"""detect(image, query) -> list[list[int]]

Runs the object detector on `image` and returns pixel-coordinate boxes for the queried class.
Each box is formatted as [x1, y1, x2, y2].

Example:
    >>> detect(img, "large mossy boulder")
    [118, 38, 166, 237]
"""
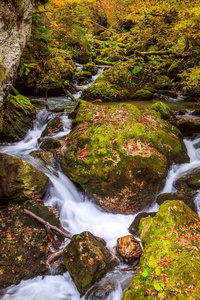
[62, 231, 118, 296]
[0, 201, 63, 289]
[0, 153, 49, 205]
[0, 94, 36, 142]
[59, 100, 188, 214]
[122, 201, 200, 299]
[81, 58, 156, 102]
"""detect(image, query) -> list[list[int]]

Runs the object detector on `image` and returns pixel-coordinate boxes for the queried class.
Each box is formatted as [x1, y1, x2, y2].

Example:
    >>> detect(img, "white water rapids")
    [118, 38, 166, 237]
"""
[1, 103, 200, 299]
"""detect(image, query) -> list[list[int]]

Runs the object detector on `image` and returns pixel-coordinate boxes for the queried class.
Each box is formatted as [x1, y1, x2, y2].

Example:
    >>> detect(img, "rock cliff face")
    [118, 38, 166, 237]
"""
[0, 0, 35, 107]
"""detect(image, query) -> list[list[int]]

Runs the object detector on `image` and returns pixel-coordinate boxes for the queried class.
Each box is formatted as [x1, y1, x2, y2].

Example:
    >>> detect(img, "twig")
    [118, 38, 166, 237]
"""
[48, 249, 64, 263]
[23, 209, 72, 239]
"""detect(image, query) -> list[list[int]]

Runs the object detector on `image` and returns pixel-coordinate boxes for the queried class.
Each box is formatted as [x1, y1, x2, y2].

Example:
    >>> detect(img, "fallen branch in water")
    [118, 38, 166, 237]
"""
[135, 50, 189, 62]
[108, 266, 138, 273]
[23, 209, 72, 239]
[48, 249, 64, 264]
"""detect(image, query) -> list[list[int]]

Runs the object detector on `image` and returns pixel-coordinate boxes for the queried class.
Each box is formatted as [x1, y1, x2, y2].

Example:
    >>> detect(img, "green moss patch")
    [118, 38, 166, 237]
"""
[59, 101, 188, 214]
[1, 94, 36, 142]
[122, 201, 200, 299]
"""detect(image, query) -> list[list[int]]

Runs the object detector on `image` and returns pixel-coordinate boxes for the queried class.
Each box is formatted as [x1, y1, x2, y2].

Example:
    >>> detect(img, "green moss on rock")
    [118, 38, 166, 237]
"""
[83, 62, 98, 75]
[0, 94, 36, 142]
[155, 75, 172, 90]
[59, 101, 188, 214]
[148, 101, 174, 120]
[122, 201, 200, 299]
[63, 231, 118, 296]
[133, 89, 153, 100]
[0, 153, 49, 205]
[82, 58, 156, 102]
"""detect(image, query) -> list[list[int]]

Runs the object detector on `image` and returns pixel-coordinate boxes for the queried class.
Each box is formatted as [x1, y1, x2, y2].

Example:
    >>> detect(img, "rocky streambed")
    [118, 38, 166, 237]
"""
[0, 92, 200, 299]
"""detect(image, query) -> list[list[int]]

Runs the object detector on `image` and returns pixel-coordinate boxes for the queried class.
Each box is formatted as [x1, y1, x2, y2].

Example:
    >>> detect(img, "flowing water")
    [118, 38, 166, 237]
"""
[1, 67, 200, 299]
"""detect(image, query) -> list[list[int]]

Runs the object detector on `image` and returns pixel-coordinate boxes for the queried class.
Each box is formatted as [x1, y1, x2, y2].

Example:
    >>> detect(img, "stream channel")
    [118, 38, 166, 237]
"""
[0, 65, 200, 300]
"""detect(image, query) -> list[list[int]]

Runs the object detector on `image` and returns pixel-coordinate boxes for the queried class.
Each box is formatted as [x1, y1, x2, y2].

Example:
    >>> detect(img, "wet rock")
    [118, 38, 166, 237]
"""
[122, 201, 200, 299]
[60, 100, 189, 214]
[74, 71, 92, 85]
[171, 118, 200, 137]
[0, 94, 36, 142]
[62, 231, 118, 296]
[85, 278, 118, 300]
[0, 153, 49, 206]
[116, 235, 142, 264]
[0, 201, 64, 289]
[129, 212, 157, 237]
[41, 115, 64, 137]
[30, 150, 54, 168]
[156, 191, 197, 213]
[83, 62, 98, 75]
[155, 90, 178, 98]
[173, 168, 200, 191]
[40, 138, 61, 151]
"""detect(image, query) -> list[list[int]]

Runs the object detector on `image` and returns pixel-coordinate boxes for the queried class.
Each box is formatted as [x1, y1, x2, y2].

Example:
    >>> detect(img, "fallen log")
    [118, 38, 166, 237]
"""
[134, 50, 189, 62]
[23, 209, 72, 239]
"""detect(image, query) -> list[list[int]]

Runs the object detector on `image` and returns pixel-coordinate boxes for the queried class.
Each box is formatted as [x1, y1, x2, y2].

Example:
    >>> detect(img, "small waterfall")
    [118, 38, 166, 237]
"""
[0, 108, 136, 300]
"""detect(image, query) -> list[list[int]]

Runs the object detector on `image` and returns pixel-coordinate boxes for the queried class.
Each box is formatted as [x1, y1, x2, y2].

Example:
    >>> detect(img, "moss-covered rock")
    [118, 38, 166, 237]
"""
[82, 58, 156, 102]
[122, 201, 200, 300]
[63, 231, 118, 296]
[174, 168, 200, 191]
[16, 47, 76, 96]
[133, 89, 153, 100]
[83, 62, 98, 75]
[30, 150, 54, 168]
[74, 71, 92, 85]
[129, 212, 157, 237]
[156, 191, 197, 213]
[0, 94, 36, 142]
[0, 201, 63, 289]
[41, 115, 64, 138]
[148, 101, 174, 120]
[155, 75, 172, 90]
[40, 138, 61, 151]
[0, 153, 49, 205]
[59, 100, 188, 214]
[171, 118, 200, 137]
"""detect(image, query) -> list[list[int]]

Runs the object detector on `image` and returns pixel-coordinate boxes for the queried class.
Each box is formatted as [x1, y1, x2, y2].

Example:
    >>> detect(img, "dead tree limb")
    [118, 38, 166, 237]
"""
[134, 50, 189, 62]
[108, 266, 138, 273]
[23, 209, 72, 239]
[48, 249, 64, 264]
